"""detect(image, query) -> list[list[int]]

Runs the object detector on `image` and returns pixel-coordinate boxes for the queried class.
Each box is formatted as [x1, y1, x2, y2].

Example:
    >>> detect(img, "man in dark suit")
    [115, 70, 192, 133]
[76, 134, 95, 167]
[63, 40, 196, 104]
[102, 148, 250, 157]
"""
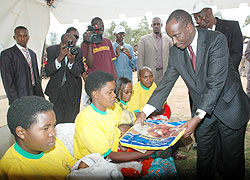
[0, 26, 44, 105]
[192, 1, 243, 72]
[136, 9, 250, 180]
[45, 33, 85, 124]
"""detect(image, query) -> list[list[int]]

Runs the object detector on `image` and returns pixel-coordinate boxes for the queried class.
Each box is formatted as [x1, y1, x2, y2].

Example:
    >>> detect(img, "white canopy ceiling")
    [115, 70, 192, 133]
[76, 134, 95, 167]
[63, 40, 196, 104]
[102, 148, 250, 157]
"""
[0, 0, 249, 67]
[47, 0, 249, 24]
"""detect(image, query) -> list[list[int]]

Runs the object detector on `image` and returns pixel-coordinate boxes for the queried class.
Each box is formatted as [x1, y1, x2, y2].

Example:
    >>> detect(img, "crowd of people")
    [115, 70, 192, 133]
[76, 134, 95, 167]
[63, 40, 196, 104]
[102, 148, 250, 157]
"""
[0, 1, 250, 180]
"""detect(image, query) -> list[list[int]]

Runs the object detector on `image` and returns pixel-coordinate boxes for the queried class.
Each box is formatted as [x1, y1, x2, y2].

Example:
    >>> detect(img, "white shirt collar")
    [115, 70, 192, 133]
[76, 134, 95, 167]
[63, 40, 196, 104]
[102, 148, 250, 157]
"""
[16, 44, 28, 57]
[16, 43, 27, 51]
[189, 28, 198, 55]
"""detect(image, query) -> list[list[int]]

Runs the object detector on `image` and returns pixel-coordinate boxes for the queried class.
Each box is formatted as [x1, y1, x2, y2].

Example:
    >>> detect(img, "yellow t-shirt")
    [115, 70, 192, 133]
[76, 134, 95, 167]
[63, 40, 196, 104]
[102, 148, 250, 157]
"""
[0, 138, 76, 180]
[127, 82, 157, 113]
[110, 100, 136, 125]
[74, 104, 121, 160]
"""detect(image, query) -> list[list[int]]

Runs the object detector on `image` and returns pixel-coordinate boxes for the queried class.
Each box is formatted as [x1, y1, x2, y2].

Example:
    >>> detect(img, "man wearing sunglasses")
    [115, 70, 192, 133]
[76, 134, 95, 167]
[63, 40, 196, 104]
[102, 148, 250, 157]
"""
[192, 1, 243, 72]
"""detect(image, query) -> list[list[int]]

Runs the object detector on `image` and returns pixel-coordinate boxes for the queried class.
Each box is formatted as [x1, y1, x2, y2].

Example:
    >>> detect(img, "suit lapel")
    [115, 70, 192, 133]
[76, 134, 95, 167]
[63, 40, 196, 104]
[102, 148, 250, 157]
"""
[13, 45, 29, 65]
[195, 29, 206, 76]
[148, 33, 157, 50]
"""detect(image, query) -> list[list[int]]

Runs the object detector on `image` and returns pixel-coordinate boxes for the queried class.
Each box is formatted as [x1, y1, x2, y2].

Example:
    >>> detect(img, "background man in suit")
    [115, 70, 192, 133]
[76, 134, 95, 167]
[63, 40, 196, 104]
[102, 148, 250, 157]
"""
[137, 17, 172, 85]
[136, 9, 250, 180]
[0, 26, 44, 105]
[45, 33, 85, 124]
[192, 1, 243, 72]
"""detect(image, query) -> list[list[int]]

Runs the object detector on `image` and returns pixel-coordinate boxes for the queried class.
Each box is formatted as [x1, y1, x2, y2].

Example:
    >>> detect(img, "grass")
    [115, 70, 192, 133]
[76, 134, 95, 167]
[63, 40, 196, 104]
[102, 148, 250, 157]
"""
[175, 122, 250, 180]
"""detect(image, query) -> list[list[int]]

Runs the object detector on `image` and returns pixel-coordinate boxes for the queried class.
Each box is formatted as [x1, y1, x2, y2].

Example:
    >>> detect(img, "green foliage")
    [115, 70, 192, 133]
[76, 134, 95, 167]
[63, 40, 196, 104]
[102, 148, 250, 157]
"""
[48, 32, 58, 45]
[103, 16, 152, 46]
[243, 15, 250, 27]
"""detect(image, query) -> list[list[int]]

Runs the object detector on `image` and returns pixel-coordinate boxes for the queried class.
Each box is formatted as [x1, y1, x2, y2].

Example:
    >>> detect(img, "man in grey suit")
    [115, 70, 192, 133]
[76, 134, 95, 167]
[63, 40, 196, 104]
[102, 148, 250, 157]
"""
[136, 9, 250, 180]
[137, 17, 172, 85]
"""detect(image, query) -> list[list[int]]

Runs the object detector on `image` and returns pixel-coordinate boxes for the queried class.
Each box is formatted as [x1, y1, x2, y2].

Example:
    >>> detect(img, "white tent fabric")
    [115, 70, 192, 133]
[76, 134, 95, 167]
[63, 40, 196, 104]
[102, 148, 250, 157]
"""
[48, 0, 249, 24]
[242, 24, 250, 37]
[0, 0, 50, 70]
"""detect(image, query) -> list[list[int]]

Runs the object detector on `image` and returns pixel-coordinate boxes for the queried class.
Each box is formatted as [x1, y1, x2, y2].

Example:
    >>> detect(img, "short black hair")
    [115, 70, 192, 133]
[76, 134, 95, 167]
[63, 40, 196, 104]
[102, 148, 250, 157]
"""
[91, 17, 103, 25]
[166, 9, 194, 26]
[85, 71, 114, 99]
[152, 17, 161, 23]
[7, 96, 53, 139]
[14, 26, 28, 34]
[66, 27, 78, 33]
[115, 77, 131, 100]
[61, 33, 75, 43]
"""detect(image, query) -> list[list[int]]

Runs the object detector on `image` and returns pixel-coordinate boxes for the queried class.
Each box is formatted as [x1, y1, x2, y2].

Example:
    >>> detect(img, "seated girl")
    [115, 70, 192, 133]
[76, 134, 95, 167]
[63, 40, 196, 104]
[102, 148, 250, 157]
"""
[73, 71, 178, 179]
[110, 77, 135, 125]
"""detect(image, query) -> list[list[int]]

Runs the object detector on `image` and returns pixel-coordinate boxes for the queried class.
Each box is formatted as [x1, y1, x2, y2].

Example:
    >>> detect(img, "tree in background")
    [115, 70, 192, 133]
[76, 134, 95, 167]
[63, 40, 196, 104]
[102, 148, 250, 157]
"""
[133, 16, 152, 45]
[243, 15, 250, 27]
[214, 11, 224, 20]
[48, 32, 58, 45]
[104, 16, 152, 46]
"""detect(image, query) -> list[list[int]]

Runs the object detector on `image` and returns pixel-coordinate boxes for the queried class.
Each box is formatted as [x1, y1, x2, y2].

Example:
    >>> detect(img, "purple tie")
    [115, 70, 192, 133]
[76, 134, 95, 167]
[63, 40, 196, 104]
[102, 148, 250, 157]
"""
[188, 46, 196, 71]
[23, 48, 35, 85]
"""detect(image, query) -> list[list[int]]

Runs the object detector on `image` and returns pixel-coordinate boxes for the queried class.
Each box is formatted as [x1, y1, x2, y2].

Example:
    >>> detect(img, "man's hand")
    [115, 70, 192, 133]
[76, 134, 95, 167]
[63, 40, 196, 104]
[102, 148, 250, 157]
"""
[122, 47, 132, 59]
[57, 44, 69, 62]
[181, 115, 201, 138]
[115, 46, 121, 57]
[134, 111, 146, 126]
[83, 31, 91, 44]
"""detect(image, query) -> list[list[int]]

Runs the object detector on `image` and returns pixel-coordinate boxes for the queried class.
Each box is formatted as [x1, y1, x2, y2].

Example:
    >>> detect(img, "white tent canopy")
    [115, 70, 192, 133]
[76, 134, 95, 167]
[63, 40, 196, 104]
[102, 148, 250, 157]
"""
[48, 0, 249, 24]
[0, 0, 249, 68]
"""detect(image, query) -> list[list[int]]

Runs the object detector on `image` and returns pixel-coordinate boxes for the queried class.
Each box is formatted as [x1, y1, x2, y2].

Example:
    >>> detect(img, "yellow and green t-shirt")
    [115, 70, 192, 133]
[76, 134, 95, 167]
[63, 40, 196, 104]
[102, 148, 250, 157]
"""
[74, 103, 121, 160]
[0, 138, 76, 180]
[127, 82, 157, 113]
[110, 100, 136, 125]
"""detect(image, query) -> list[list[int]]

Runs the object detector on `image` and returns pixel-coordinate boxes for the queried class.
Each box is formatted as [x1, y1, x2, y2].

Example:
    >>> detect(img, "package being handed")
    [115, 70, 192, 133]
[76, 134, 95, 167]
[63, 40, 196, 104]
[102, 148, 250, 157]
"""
[120, 119, 186, 150]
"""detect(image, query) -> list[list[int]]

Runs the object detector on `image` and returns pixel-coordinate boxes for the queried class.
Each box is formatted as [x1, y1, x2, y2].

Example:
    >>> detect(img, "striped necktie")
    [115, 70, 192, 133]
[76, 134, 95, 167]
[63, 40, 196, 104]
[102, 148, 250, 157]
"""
[187, 46, 196, 71]
[23, 48, 35, 85]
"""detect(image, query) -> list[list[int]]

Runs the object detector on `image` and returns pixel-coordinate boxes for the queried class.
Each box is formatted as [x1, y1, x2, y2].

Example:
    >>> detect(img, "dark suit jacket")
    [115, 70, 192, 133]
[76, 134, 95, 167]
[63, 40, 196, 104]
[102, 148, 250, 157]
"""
[45, 45, 84, 104]
[0, 45, 44, 104]
[215, 18, 243, 71]
[148, 28, 250, 130]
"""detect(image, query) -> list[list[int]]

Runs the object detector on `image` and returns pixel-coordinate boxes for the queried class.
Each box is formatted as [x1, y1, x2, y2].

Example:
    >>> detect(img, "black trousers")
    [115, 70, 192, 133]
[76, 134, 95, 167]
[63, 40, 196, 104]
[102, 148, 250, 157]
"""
[195, 113, 246, 180]
[53, 84, 80, 124]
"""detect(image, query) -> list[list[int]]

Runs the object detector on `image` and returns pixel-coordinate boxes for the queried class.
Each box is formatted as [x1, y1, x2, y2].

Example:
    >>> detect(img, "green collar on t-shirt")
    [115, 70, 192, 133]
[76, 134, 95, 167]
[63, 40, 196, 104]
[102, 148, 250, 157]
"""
[119, 99, 127, 105]
[140, 82, 150, 90]
[91, 103, 107, 115]
[14, 141, 44, 159]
